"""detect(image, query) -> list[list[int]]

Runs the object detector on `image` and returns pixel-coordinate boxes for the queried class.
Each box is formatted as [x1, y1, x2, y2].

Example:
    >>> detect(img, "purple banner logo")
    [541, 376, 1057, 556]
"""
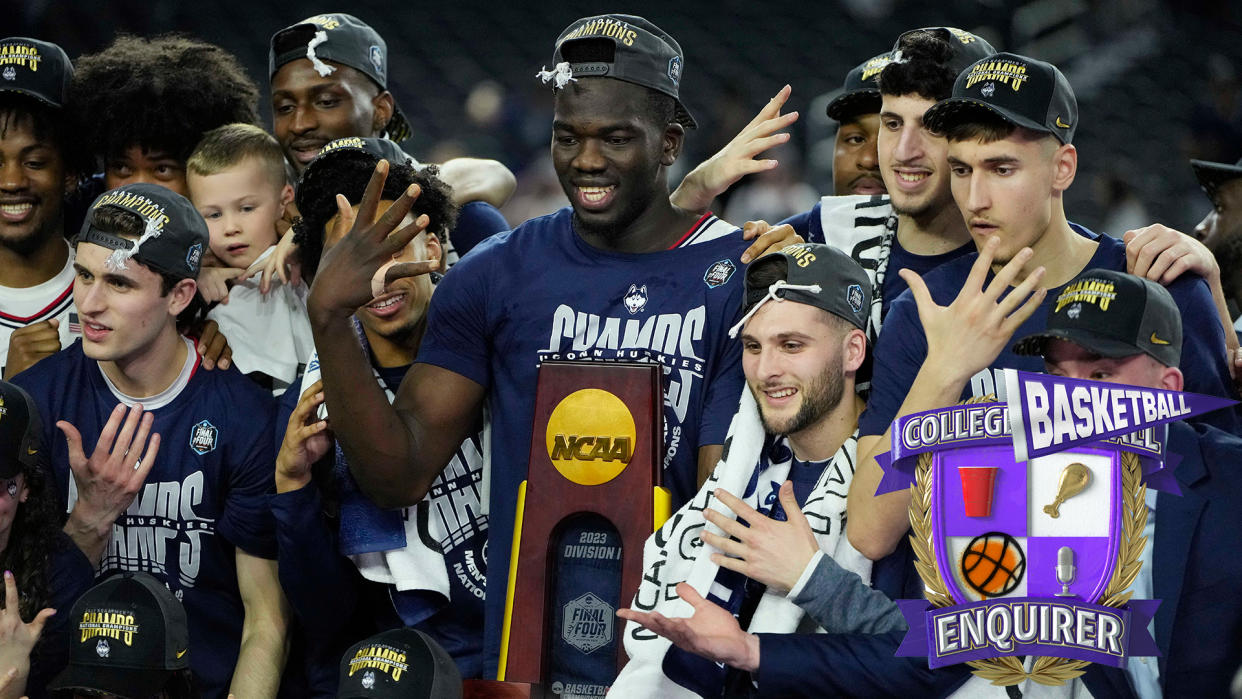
[1003, 370, 1236, 463]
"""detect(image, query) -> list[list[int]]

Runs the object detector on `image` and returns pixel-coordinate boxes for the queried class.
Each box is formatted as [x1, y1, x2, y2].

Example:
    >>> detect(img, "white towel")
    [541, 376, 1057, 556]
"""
[610, 390, 871, 697]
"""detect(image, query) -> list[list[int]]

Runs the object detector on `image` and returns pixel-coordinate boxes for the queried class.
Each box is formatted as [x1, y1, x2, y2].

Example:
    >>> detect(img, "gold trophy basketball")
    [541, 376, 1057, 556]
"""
[1043, 462, 1091, 518]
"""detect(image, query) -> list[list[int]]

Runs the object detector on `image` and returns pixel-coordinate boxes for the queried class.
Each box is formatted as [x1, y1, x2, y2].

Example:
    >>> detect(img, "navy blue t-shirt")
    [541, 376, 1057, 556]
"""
[14, 341, 277, 699]
[417, 208, 748, 673]
[860, 226, 1242, 437]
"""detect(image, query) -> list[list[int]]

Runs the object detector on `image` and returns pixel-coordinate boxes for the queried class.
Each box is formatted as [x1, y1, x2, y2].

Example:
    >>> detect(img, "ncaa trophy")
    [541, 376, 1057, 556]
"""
[496, 361, 669, 695]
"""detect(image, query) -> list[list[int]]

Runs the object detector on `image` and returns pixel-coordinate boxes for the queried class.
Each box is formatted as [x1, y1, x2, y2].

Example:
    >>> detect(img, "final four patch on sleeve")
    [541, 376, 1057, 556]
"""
[704, 259, 736, 289]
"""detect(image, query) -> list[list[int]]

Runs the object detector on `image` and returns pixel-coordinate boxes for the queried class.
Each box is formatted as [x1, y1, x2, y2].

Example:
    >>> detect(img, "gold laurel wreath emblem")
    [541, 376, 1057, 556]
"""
[907, 397, 1148, 686]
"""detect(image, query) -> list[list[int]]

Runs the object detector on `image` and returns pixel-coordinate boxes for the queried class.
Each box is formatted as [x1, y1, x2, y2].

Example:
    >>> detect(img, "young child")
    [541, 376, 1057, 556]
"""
[188, 123, 314, 393]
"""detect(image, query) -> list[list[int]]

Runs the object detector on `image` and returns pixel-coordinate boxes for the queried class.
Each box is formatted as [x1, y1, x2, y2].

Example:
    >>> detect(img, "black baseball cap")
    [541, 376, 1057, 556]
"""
[48, 572, 190, 698]
[1191, 156, 1242, 202]
[270, 13, 412, 142]
[76, 183, 209, 281]
[547, 14, 697, 129]
[738, 242, 872, 334]
[314, 136, 416, 168]
[1013, 269, 1182, 367]
[0, 380, 42, 479]
[890, 27, 998, 81]
[923, 52, 1078, 144]
[338, 628, 462, 699]
[826, 51, 895, 122]
[0, 37, 73, 109]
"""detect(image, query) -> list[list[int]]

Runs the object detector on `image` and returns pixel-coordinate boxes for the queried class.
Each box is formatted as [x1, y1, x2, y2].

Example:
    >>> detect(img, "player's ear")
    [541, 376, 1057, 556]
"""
[843, 327, 867, 373]
[167, 278, 198, 316]
[662, 122, 685, 167]
[371, 91, 396, 136]
[1159, 365, 1184, 392]
[279, 183, 295, 208]
[1051, 143, 1077, 193]
[422, 232, 443, 271]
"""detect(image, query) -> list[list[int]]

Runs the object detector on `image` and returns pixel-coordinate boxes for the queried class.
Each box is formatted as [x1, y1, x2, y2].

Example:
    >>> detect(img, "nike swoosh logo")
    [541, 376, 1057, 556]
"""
[27, 447, 37, 455]
[1056, 117, 1071, 128]
[177, 649, 188, 658]
[1150, 332, 1170, 345]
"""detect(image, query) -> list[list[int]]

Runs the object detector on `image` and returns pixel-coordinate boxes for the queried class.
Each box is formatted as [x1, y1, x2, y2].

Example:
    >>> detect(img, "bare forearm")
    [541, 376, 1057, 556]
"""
[1208, 273, 1239, 352]
[63, 509, 111, 567]
[308, 312, 437, 507]
[847, 362, 969, 559]
[230, 625, 288, 697]
[439, 158, 517, 209]
[670, 166, 715, 214]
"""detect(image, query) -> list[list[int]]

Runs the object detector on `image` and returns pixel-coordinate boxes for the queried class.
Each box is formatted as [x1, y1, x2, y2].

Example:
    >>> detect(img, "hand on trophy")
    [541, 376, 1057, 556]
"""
[700, 482, 819, 594]
[616, 582, 761, 672]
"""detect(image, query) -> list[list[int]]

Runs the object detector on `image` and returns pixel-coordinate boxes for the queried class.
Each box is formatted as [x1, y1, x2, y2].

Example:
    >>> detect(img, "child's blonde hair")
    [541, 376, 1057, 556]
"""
[187, 123, 288, 189]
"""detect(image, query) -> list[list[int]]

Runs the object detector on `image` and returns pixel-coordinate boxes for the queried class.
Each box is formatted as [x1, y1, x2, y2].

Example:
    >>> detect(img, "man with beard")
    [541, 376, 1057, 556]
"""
[611, 242, 922, 696]
[305, 14, 764, 676]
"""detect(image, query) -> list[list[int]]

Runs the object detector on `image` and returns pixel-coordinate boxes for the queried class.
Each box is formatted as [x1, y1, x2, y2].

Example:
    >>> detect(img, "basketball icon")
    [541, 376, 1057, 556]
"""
[960, 532, 1026, 597]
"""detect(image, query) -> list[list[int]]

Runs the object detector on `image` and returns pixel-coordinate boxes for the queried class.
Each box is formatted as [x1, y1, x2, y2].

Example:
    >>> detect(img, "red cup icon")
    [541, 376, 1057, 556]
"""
[958, 466, 998, 518]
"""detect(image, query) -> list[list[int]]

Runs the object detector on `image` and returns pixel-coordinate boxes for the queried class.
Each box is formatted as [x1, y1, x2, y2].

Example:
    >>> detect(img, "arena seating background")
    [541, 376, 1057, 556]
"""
[13, 0, 1242, 234]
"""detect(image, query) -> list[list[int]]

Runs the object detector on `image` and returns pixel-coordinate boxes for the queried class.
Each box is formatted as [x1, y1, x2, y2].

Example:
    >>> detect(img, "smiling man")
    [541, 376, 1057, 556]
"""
[11, 184, 289, 698]
[848, 52, 1241, 562]
[268, 11, 515, 257]
[305, 14, 757, 676]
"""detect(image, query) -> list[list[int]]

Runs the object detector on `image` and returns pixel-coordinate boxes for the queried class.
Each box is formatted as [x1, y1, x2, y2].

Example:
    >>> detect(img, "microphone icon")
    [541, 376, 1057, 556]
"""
[1055, 546, 1076, 597]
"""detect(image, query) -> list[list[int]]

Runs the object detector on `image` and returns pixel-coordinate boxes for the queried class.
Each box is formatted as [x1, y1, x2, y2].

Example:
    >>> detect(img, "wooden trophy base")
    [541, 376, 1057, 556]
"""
[463, 679, 543, 698]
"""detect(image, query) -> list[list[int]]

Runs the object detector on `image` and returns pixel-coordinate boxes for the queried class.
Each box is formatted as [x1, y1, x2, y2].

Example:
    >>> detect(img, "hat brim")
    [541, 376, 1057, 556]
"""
[826, 90, 882, 122]
[924, 98, 1054, 141]
[674, 100, 697, 130]
[1190, 159, 1242, 200]
[0, 86, 61, 110]
[1011, 328, 1144, 360]
[48, 663, 174, 698]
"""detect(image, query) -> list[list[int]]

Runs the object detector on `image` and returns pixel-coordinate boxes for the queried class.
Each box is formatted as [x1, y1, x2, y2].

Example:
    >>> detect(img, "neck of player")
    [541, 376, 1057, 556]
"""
[101, 326, 190, 398]
[0, 234, 69, 288]
[1003, 203, 1098, 288]
[362, 315, 427, 369]
[579, 198, 702, 255]
[896, 200, 972, 256]
[788, 392, 865, 462]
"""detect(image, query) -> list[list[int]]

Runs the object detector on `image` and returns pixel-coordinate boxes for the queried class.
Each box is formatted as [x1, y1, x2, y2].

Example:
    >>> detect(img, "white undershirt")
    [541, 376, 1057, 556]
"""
[97, 336, 197, 410]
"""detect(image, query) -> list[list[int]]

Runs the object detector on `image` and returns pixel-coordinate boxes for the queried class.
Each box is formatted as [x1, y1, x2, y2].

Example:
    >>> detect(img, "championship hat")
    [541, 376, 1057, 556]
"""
[1013, 269, 1182, 367]
[826, 51, 895, 121]
[890, 27, 998, 81]
[338, 628, 462, 699]
[0, 37, 73, 109]
[76, 183, 209, 280]
[923, 52, 1078, 144]
[0, 380, 42, 480]
[269, 13, 412, 142]
[1190, 155, 1242, 202]
[543, 14, 697, 129]
[312, 135, 416, 168]
[48, 572, 190, 698]
[730, 242, 872, 338]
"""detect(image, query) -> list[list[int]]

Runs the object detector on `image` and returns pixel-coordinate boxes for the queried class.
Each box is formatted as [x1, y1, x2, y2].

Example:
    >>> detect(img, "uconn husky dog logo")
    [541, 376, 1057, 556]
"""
[624, 285, 648, 315]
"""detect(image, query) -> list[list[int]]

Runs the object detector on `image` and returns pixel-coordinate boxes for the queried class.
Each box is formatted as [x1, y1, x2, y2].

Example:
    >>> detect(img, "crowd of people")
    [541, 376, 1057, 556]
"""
[0, 9, 1239, 699]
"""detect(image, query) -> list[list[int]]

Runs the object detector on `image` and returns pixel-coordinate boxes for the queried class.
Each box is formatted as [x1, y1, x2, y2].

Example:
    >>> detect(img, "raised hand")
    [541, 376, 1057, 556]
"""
[307, 160, 435, 322]
[899, 236, 1047, 385]
[739, 220, 804, 264]
[59, 403, 160, 564]
[617, 582, 760, 672]
[248, 206, 304, 295]
[276, 380, 332, 493]
[196, 266, 250, 305]
[701, 483, 819, 593]
[3, 319, 61, 379]
[0, 571, 54, 699]
[671, 86, 799, 213]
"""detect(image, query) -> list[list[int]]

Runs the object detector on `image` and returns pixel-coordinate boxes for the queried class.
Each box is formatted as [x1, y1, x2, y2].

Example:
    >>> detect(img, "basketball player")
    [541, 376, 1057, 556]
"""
[306, 14, 777, 675]
[848, 52, 1241, 563]
[11, 184, 288, 698]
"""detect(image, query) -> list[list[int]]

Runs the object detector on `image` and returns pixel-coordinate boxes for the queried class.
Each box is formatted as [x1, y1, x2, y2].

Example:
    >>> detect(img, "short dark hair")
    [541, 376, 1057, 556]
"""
[558, 38, 675, 127]
[0, 94, 89, 177]
[294, 153, 458, 280]
[68, 35, 261, 166]
[878, 30, 958, 102]
[87, 205, 208, 327]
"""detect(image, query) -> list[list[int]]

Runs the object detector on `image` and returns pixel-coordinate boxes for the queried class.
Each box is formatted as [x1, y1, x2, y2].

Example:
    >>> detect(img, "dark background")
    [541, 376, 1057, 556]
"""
[13, 0, 1242, 233]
